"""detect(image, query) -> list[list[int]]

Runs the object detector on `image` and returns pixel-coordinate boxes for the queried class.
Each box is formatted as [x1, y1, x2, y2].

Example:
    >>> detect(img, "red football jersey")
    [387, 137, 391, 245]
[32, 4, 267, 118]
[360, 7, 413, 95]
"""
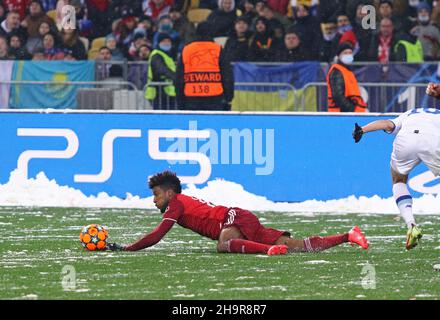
[124, 194, 230, 251]
[164, 194, 229, 240]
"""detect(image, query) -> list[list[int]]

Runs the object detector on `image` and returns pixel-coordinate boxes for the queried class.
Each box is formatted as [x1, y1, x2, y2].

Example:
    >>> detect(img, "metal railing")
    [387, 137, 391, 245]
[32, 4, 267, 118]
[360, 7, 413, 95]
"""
[0, 80, 145, 110]
[143, 81, 299, 111]
[301, 82, 439, 112]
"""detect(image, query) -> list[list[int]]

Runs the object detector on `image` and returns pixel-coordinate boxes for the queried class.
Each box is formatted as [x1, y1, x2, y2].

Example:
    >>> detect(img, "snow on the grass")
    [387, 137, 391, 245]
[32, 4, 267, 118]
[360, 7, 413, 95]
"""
[0, 169, 439, 214]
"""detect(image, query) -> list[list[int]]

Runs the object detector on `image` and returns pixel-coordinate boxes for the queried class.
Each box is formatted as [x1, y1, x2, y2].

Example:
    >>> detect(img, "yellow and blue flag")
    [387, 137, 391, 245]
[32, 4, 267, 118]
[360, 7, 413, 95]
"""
[9, 61, 95, 109]
[232, 61, 319, 112]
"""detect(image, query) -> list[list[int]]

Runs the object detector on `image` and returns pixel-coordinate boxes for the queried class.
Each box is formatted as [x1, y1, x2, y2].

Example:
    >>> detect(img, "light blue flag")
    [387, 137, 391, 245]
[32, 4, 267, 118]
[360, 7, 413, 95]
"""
[9, 61, 95, 109]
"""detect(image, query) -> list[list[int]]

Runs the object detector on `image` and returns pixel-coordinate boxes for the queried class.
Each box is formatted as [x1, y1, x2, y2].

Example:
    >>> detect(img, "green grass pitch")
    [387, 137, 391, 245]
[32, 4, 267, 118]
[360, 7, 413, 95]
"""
[1, 207, 440, 300]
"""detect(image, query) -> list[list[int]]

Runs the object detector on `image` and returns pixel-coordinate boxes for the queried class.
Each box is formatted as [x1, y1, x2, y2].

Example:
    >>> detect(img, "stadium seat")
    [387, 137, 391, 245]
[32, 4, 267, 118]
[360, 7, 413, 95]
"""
[91, 37, 106, 50]
[47, 9, 57, 21]
[187, 9, 212, 25]
[88, 48, 99, 60]
[214, 36, 229, 48]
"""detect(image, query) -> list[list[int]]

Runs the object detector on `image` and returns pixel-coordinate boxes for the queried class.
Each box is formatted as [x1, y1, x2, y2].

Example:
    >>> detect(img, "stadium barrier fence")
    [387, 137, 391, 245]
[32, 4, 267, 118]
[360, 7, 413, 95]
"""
[301, 82, 439, 112]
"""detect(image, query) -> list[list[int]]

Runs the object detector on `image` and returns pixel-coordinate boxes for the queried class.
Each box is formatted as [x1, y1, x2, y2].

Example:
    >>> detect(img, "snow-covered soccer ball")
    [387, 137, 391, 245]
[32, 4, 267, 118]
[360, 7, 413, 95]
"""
[79, 224, 108, 251]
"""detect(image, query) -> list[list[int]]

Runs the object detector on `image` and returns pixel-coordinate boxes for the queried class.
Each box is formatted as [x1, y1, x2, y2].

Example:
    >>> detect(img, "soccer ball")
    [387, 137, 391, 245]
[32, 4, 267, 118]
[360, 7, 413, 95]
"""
[79, 224, 108, 251]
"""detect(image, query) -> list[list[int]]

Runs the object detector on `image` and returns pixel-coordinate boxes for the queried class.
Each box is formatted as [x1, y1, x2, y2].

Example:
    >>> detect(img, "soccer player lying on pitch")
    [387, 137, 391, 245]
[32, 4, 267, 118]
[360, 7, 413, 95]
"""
[352, 83, 440, 250]
[107, 171, 369, 254]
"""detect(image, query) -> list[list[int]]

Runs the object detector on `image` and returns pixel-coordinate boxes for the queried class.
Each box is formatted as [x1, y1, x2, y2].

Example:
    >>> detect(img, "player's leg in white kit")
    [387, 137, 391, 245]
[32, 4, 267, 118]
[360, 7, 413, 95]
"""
[390, 134, 423, 250]
[391, 170, 416, 228]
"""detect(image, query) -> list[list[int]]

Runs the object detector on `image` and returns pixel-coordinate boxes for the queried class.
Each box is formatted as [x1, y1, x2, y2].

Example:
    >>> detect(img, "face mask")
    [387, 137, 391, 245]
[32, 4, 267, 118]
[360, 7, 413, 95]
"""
[323, 32, 336, 41]
[340, 54, 354, 65]
[418, 15, 430, 24]
[160, 24, 173, 32]
[159, 44, 172, 52]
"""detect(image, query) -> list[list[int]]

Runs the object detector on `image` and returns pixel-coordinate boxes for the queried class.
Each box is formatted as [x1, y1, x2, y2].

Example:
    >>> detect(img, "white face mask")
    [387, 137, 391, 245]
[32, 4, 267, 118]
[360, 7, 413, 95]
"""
[340, 53, 354, 65]
[418, 15, 430, 24]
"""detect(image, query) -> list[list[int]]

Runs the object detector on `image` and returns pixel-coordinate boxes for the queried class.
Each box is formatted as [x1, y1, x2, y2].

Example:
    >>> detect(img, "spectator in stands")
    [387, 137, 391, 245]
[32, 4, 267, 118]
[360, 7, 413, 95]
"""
[0, 35, 13, 59]
[137, 15, 155, 42]
[261, 4, 289, 40]
[105, 34, 125, 61]
[0, 11, 27, 41]
[21, 0, 55, 39]
[176, 21, 234, 111]
[326, 42, 367, 113]
[136, 43, 151, 61]
[332, 13, 359, 58]
[3, 0, 32, 20]
[223, 16, 251, 61]
[95, 46, 112, 80]
[142, 0, 173, 21]
[394, 20, 424, 62]
[318, 20, 337, 62]
[367, 17, 397, 63]
[353, 2, 373, 61]
[319, 0, 344, 23]
[97, 46, 112, 61]
[379, 0, 394, 20]
[152, 15, 180, 51]
[266, 0, 289, 16]
[206, 0, 237, 37]
[275, 28, 309, 62]
[145, 33, 176, 110]
[289, 4, 321, 60]
[128, 33, 150, 60]
[26, 20, 52, 54]
[248, 16, 279, 61]
[169, 6, 195, 47]
[254, 0, 266, 17]
[410, 1, 440, 61]
[116, 14, 138, 57]
[8, 31, 32, 59]
[60, 27, 86, 60]
[42, 31, 65, 60]
[240, 0, 257, 23]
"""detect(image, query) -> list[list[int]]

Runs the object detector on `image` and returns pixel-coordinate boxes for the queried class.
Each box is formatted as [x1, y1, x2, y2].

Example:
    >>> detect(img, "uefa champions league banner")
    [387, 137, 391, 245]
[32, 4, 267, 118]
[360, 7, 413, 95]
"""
[0, 111, 437, 202]
[8, 61, 95, 109]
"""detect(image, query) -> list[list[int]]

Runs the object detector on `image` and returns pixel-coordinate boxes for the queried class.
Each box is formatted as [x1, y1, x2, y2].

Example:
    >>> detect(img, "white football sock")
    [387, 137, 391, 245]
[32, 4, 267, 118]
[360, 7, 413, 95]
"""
[393, 183, 416, 229]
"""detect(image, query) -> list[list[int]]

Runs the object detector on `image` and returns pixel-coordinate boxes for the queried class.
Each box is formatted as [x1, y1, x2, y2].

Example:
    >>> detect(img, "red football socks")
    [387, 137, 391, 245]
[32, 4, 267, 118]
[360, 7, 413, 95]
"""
[303, 234, 349, 252]
[227, 239, 272, 254]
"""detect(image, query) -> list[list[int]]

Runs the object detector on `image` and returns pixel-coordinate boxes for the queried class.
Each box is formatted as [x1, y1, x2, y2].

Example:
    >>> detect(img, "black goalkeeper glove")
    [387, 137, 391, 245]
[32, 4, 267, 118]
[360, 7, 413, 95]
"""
[353, 123, 364, 143]
[106, 243, 125, 251]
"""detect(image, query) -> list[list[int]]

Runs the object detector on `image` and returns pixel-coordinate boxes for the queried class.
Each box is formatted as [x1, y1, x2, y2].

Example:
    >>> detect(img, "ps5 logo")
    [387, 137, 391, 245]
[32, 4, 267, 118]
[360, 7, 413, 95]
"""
[15, 128, 215, 185]
[409, 171, 440, 194]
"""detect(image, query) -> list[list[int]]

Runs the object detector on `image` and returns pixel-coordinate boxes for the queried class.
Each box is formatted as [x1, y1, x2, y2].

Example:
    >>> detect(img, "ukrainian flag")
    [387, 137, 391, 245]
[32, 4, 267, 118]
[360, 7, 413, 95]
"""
[232, 62, 319, 112]
[9, 61, 95, 109]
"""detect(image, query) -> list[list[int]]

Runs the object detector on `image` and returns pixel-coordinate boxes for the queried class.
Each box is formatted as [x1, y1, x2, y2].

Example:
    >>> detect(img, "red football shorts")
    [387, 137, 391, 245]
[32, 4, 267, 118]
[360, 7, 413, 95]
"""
[222, 208, 290, 245]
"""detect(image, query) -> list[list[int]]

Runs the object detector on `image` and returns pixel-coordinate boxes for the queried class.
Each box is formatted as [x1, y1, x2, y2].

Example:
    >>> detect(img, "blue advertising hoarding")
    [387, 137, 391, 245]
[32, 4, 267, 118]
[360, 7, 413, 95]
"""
[0, 111, 436, 202]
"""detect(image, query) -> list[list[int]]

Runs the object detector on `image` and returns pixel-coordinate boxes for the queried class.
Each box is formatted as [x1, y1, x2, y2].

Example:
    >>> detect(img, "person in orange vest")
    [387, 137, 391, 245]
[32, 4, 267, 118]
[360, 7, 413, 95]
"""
[175, 21, 234, 111]
[326, 42, 367, 112]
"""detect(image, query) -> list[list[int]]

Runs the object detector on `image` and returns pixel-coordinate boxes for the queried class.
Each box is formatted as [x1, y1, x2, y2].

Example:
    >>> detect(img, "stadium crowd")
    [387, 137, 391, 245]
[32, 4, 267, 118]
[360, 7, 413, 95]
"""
[1, 0, 440, 64]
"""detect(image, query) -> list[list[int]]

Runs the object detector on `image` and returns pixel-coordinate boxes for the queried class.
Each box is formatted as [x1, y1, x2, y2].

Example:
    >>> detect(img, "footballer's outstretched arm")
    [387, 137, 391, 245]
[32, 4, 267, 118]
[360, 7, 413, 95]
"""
[361, 120, 395, 133]
[124, 219, 176, 251]
[353, 120, 395, 143]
